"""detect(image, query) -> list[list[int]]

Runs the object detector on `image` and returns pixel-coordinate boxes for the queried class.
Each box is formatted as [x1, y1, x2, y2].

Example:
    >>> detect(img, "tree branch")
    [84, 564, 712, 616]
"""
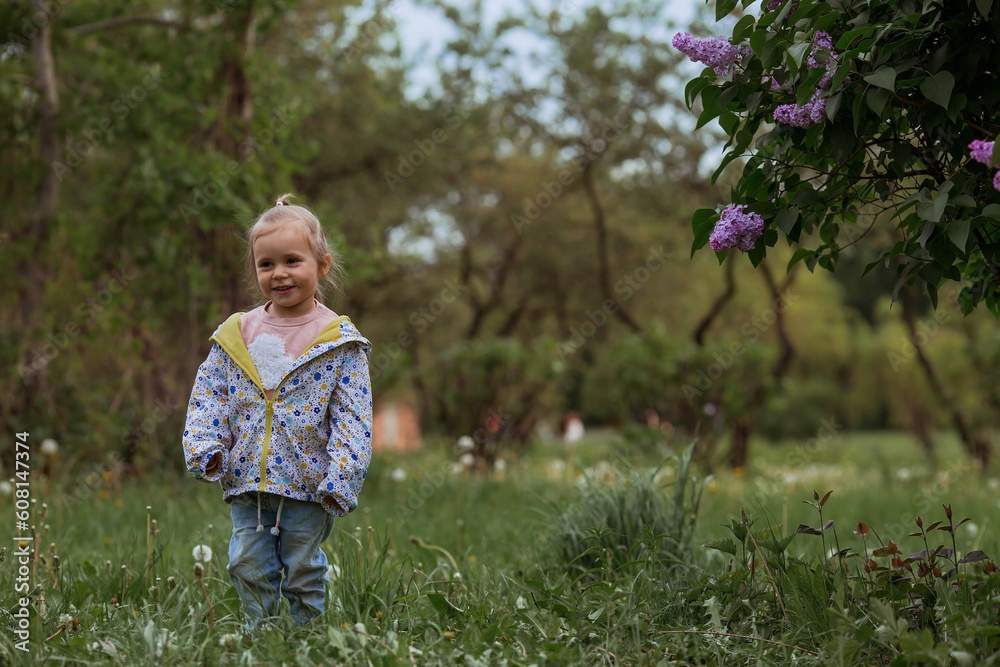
[67, 17, 186, 36]
[581, 165, 644, 334]
[692, 254, 736, 346]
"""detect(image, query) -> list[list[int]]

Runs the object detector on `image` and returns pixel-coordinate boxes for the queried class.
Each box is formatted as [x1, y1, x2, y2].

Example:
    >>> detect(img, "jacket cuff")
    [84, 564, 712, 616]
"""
[316, 480, 354, 517]
[195, 447, 227, 483]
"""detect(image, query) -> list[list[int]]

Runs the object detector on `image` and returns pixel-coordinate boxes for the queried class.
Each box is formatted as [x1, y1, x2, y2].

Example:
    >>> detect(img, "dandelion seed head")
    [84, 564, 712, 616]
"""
[191, 544, 213, 562]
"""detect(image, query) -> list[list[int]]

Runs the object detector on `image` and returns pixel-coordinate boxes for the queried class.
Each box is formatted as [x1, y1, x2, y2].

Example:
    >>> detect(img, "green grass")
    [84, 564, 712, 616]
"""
[2, 431, 1000, 665]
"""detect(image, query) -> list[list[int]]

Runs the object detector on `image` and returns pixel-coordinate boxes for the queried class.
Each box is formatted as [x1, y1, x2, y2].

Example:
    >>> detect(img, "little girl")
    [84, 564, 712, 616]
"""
[182, 195, 372, 626]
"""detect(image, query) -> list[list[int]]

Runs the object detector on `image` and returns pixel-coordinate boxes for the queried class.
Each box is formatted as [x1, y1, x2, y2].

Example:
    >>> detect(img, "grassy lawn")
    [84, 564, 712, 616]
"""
[2, 430, 999, 665]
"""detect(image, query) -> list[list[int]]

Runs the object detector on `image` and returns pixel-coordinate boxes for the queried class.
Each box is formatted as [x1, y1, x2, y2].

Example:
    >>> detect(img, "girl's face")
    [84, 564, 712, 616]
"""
[253, 224, 332, 318]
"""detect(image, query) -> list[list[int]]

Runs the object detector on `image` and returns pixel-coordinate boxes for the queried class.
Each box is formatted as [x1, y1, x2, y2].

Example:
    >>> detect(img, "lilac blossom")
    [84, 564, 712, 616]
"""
[969, 140, 995, 166]
[773, 31, 838, 128]
[994, 171, 1000, 192]
[672, 32, 749, 77]
[773, 93, 827, 127]
[709, 204, 765, 252]
[806, 32, 835, 70]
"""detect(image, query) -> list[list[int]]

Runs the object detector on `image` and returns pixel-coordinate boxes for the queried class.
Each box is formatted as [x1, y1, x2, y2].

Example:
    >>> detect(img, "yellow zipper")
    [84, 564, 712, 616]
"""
[257, 376, 290, 491]
[258, 400, 273, 492]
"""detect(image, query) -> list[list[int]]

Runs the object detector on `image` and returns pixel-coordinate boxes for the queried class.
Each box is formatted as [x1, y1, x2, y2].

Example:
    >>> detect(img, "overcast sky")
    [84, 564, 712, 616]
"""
[380, 0, 711, 97]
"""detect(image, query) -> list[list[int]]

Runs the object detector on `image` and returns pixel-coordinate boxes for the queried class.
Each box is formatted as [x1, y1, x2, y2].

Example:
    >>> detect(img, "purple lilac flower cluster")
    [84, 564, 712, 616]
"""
[969, 140, 995, 165]
[968, 140, 1000, 192]
[672, 32, 749, 77]
[773, 31, 838, 128]
[709, 204, 765, 252]
[773, 97, 827, 127]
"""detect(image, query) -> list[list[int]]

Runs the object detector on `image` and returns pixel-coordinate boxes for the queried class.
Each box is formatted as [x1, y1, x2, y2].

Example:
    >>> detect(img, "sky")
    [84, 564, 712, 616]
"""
[362, 0, 710, 98]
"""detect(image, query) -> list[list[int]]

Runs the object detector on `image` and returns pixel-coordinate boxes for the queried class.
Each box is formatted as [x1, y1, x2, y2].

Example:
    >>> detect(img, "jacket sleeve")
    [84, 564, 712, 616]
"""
[317, 342, 373, 517]
[182, 342, 232, 483]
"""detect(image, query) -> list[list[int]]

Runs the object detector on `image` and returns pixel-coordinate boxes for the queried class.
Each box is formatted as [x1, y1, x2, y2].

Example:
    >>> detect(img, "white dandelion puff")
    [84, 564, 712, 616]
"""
[0, 480, 12, 495]
[191, 544, 213, 562]
[456, 436, 475, 452]
[41, 439, 59, 455]
[391, 468, 407, 482]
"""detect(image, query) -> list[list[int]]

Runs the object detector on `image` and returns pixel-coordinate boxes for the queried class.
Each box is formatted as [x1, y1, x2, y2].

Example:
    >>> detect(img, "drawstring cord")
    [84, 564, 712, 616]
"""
[255, 493, 286, 536]
[272, 497, 285, 536]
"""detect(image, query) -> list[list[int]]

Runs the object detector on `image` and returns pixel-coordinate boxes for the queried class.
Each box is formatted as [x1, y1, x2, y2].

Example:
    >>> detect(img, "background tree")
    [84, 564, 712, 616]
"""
[679, 0, 1000, 464]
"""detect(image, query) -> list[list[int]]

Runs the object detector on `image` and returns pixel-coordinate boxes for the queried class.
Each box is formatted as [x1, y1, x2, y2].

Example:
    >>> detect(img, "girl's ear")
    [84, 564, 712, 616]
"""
[319, 253, 332, 277]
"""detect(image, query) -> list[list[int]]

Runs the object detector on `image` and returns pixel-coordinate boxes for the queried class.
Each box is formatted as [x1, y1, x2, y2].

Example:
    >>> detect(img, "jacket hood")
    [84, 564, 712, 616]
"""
[210, 313, 371, 395]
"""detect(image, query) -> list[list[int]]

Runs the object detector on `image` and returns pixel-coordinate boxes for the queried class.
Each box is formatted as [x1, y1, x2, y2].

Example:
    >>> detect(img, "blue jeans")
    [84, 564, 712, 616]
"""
[227, 492, 335, 625]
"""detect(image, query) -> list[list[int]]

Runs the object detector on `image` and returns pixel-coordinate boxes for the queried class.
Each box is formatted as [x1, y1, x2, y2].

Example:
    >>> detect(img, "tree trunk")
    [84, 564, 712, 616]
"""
[900, 286, 991, 466]
[20, 0, 61, 329]
[724, 261, 796, 469]
[581, 166, 644, 334]
[693, 254, 736, 346]
[729, 419, 752, 469]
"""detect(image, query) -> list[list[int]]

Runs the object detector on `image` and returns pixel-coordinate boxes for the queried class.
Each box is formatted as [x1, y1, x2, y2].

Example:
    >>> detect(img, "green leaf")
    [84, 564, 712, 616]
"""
[949, 219, 971, 252]
[976, 0, 992, 19]
[684, 77, 711, 108]
[716, 0, 739, 21]
[775, 207, 799, 235]
[704, 538, 739, 556]
[691, 208, 718, 257]
[733, 14, 756, 42]
[786, 41, 810, 70]
[919, 71, 954, 109]
[427, 593, 465, 619]
[787, 248, 814, 272]
[984, 204, 1000, 221]
[825, 92, 843, 121]
[992, 141, 1000, 168]
[864, 66, 897, 91]
[865, 88, 890, 117]
[748, 240, 766, 267]
[916, 189, 948, 224]
[695, 87, 722, 130]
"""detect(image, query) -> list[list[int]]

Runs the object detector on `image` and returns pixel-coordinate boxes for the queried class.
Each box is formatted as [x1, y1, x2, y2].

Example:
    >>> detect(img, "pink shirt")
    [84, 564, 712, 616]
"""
[240, 300, 338, 392]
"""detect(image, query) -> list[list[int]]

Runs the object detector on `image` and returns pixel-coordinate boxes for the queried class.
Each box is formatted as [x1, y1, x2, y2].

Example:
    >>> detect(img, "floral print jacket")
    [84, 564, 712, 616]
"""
[182, 313, 373, 517]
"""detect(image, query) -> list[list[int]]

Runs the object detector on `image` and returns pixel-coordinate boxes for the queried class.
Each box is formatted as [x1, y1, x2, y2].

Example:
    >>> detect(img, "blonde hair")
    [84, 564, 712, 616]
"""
[245, 193, 345, 304]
